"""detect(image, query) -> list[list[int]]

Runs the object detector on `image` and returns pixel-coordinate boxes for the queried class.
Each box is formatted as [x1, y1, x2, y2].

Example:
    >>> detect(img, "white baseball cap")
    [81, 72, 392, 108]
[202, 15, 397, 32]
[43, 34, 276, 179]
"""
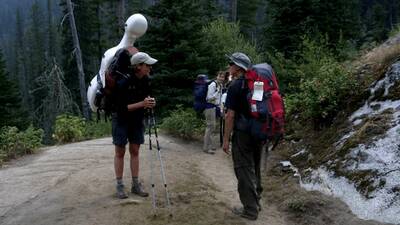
[130, 52, 158, 65]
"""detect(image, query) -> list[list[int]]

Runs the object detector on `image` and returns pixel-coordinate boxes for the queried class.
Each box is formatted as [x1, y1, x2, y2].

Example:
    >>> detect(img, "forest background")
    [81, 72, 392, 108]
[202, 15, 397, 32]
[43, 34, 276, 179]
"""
[0, 0, 399, 156]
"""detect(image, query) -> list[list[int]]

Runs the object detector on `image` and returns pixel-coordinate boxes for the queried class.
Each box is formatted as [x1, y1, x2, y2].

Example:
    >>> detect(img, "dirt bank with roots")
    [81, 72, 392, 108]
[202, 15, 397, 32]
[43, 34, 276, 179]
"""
[0, 136, 392, 225]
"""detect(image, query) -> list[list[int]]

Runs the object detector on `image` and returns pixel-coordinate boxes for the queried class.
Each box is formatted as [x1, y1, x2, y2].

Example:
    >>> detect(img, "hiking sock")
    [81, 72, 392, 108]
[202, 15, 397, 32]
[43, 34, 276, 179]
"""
[132, 176, 139, 186]
[116, 177, 124, 186]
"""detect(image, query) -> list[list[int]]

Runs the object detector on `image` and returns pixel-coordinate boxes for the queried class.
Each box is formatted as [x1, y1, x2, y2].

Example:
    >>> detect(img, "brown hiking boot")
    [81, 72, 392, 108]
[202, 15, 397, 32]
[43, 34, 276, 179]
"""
[116, 184, 128, 199]
[131, 183, 149, 197]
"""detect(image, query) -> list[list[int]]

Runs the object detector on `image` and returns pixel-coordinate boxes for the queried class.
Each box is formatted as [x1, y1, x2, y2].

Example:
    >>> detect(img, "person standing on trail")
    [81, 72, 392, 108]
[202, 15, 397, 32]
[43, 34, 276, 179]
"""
[113, 51, 157, 199]
[222, 52, 262, 220]
[203, 71, 226, 154]
[87, 14, 148, 112]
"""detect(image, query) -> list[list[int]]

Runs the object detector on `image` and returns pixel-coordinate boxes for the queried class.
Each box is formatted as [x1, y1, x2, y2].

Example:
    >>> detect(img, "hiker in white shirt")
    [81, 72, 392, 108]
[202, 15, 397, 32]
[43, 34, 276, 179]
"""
[203, 71, 226, 154]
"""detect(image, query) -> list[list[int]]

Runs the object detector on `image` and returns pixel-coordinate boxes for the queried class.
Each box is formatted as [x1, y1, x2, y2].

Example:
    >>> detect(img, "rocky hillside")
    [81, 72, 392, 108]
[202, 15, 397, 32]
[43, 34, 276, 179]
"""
[284, 35, 400, 224]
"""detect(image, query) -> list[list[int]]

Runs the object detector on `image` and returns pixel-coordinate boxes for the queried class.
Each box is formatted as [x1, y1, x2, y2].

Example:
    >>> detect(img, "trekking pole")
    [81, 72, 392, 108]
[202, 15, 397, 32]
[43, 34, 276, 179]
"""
[147, 111, 157, 216]
[219, 85, 223, 147]
[150, 108, 173, 217]
[262, 142, 269, 173]
[219, 114, 223, 147]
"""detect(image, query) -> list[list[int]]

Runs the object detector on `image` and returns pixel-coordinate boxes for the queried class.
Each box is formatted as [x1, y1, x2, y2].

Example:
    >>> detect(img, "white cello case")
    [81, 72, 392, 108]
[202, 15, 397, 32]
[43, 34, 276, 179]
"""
[87, 13, 148, 112]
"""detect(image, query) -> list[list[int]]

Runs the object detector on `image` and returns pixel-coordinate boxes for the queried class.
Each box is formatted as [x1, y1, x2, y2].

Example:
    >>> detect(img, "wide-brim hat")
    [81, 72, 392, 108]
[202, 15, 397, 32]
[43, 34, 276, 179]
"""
[226, 52, 251, 71]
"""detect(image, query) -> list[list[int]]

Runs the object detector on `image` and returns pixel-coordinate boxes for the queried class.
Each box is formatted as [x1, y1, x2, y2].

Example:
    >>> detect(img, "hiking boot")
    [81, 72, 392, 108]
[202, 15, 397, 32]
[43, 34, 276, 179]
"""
[232, 206, 258, 221]
[131, 183, 149, 197]
[116, 184, 128, 199]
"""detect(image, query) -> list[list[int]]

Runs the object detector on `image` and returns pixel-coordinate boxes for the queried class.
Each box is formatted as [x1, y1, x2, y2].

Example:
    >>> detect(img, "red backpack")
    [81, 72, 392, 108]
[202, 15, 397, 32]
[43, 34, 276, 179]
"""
[244, 63, 285, 147]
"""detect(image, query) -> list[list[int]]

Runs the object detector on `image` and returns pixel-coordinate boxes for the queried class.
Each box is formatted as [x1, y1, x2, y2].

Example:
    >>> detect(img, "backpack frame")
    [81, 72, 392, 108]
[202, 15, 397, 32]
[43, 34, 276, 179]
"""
[239, 63, 285, 147]
[193, 76, 216, 113]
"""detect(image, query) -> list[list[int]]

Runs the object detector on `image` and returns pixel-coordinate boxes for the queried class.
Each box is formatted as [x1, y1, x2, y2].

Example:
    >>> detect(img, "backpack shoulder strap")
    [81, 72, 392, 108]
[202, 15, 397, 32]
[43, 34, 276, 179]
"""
[115, 70, 131, 80]
[208, 80, 217, 86]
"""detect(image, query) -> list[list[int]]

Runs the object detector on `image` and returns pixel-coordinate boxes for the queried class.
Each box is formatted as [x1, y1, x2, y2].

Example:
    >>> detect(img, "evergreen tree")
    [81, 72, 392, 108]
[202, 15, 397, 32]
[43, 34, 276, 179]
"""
[141, 0, 219, 115]
[14, 8, 30, 112]
[102, 0, 121, 45]
[201, 18, 262, 73]
[126, 0, 145, 12]
[263, 0, 361, 56]
[25, 1, 48, 122]
[0, 49, 27, 128]
[60, 0, 102, 110]
[360, 0, 400, 43]
[370, 2, 388, 42]
[26, 1, 46, 81]
[237, 0, 260, 38]
[47, 0, 60, 62]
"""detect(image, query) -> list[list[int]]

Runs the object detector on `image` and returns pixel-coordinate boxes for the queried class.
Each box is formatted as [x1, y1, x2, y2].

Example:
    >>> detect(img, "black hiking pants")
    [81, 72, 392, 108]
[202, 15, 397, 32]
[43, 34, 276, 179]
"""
[231, 130, 263, 216]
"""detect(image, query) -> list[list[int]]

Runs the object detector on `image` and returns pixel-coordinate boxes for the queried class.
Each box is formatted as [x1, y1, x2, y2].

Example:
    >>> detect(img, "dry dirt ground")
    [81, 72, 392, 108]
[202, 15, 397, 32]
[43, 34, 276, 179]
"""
[0, 135, 393, 225]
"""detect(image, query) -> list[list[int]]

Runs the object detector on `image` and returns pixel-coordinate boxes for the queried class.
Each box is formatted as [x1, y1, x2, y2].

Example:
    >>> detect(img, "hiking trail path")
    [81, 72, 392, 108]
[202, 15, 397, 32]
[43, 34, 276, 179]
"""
[0, 136, 286, 225]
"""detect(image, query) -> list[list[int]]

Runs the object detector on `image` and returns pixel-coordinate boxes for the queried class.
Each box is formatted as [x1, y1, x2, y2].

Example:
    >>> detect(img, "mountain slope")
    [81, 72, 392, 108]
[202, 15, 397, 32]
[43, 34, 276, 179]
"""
[284, 34, 400, 224]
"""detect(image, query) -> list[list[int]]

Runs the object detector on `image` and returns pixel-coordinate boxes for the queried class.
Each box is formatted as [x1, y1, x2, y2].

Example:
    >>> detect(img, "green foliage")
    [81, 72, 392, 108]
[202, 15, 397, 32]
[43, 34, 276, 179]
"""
[0, 126, 43, 165]
[53, 114, 85, 143]
[265, 51, 300, 95]
[160, 106, 204, 140]
[285, 38, 357, 123]
[83, 118, 111, 139]
[361, 1, 390, 43]
[286, 197, 307, 213]
[60, 0, 104, 107]
[263, 0, 361, 56]
[141, 0, 219, 116]
[53, 114, 111, 143]
[389, 24, 400, 38]
[237, 0, 261, 37]
[26, 1, 46, 81]
[201, 18, 262, 74]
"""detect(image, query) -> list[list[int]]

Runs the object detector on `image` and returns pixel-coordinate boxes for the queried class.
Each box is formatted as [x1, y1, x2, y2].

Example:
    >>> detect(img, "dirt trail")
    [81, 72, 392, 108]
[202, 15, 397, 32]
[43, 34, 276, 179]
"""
[0, 136, 287, 225]
[0, 135, 390, 225]
[197, 149, 288, 225]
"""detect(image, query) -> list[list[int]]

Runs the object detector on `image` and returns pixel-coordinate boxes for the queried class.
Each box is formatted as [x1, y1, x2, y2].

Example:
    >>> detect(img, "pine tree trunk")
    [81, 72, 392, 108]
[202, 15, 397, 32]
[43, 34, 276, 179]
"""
[66, 0, 90, 120]
[231, 0, 237, 22]
[389, 0, 395, 29]
[119, 0, 126, 29]
[47, 0, 55, 61]
[15, 9, 30, 113]
[96, 3, 102, 63]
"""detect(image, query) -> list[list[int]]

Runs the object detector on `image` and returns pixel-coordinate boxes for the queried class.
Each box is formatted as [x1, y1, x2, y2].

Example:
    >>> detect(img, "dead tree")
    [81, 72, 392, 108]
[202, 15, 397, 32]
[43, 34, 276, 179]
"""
[65, 0, 90, 120]
[33, 60, 78, 142]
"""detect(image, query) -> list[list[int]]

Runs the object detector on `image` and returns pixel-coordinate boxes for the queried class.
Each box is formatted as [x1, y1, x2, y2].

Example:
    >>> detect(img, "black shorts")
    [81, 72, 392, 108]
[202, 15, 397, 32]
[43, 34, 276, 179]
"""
[112, 115, 145, 147]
